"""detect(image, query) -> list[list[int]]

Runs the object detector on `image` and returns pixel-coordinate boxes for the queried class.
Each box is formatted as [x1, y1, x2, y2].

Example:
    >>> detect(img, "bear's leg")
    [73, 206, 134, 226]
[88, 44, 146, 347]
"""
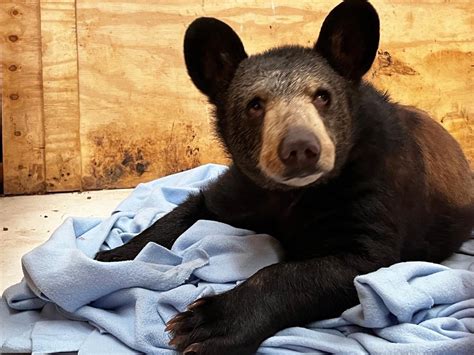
[95, 193, 211, 261]
[167, 242, 398, 354]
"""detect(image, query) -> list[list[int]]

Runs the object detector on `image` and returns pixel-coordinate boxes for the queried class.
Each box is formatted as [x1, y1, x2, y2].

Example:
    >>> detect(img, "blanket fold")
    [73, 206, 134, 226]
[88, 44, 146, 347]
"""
[1, 164, 473, 354]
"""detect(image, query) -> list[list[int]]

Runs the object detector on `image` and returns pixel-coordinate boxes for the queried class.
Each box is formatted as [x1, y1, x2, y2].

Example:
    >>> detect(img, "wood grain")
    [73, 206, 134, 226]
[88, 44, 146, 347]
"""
[40, 0, 82, 192]
[368, 1, 473, 166]
[1, 1, 45, 194]
[76, 0, 228, 189]
[74, 0, 473, 191]
[2, 1, 472, 193]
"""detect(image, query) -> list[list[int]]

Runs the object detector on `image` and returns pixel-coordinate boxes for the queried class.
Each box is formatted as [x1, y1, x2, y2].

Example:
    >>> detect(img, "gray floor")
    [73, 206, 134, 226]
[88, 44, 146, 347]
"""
[0, 189, 132, 293]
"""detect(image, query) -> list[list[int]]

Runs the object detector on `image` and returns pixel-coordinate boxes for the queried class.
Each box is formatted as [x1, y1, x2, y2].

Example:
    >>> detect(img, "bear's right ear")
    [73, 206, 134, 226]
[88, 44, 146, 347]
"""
[314, 0, 379, 81]
[184, 17, 248, 103]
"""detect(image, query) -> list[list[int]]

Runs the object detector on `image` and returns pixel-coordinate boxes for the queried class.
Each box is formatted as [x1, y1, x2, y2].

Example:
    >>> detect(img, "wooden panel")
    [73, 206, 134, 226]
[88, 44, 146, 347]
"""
[76, 1, 226, 190]
[0, 69, 3, 192]
[1, 1, 45, 194]
[75, 0, 473, 191]
[40, 0, 82, 192]
[75, 0, 336, 190]
[2, 1, 471, 193]
[368, 0, 473, 166]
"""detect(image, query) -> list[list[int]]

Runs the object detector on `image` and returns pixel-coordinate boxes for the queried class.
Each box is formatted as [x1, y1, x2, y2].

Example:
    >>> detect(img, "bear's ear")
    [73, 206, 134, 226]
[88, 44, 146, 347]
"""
[184, 17, 248, 102]
[314, 0, 379, 81]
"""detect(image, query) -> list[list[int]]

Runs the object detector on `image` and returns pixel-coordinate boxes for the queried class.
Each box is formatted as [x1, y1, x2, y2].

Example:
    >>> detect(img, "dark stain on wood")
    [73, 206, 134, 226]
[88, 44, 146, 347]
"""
[372, 50, 418, 77]
[82, 122, 204, 189]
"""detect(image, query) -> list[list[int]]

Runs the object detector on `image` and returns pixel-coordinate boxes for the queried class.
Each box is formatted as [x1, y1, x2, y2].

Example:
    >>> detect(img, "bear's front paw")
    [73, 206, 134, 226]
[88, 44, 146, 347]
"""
[166, 293, 263, 355]
[94, 248, 132, 262]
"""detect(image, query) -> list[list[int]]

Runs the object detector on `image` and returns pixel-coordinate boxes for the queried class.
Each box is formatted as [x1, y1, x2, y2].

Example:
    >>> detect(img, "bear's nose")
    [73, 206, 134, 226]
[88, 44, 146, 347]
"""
[278, 128, 321, 175]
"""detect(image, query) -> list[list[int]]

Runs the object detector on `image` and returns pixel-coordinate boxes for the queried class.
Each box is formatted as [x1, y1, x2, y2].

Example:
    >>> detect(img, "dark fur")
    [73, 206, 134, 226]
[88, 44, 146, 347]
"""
[96, 1, 473, 354]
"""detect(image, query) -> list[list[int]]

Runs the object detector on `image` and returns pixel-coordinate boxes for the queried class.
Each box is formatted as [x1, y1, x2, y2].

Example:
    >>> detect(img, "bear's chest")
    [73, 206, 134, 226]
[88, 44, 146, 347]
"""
[263, 185, 365, 260]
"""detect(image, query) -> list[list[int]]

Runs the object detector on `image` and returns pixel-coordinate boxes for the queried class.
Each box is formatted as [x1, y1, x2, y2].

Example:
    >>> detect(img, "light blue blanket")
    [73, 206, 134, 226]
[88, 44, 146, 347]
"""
[1, 164, 473, 354]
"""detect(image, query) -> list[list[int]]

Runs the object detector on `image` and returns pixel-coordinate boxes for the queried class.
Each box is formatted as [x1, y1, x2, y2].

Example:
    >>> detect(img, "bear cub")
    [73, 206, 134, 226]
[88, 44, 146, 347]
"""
[96, 0, 473, 354]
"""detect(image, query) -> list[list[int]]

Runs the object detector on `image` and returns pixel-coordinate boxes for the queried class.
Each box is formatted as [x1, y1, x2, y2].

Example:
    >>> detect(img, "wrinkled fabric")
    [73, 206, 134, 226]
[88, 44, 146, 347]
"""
[1, 164, 473, 354]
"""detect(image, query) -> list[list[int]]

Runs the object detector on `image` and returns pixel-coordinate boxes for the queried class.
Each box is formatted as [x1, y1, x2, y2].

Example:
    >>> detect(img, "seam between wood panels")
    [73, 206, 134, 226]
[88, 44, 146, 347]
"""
[38, 0, 47, 193]
[74, 0, 84, 191]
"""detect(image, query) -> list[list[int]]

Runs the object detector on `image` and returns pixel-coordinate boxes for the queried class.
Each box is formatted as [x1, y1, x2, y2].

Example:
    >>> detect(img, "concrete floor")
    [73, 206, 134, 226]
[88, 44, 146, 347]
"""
[0, 189, 132, 293]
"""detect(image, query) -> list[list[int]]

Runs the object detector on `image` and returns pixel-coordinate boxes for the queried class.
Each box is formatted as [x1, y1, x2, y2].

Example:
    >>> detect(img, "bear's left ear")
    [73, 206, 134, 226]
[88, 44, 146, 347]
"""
[184, 17, 248, 103]
[314, 0, 379, 81]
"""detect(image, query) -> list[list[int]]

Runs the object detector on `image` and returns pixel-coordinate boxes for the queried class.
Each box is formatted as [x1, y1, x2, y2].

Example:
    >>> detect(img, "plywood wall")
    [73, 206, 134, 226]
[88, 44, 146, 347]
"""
[1, 0, 46, 194]
[1, 0, 473, 194]
[40, 0, 82, 192]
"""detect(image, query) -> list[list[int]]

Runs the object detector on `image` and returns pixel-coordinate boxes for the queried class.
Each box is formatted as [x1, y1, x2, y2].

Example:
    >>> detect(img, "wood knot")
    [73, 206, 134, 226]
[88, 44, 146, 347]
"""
[10, 8, 20, 16]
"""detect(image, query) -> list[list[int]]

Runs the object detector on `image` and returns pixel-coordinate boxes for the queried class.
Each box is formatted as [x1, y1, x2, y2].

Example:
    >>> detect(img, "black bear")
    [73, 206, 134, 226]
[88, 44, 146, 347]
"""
[96, 0, 473, 353]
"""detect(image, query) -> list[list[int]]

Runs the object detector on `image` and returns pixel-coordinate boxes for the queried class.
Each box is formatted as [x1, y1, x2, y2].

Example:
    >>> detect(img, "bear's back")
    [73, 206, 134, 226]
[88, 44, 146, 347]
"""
[388, 104, 473, 261]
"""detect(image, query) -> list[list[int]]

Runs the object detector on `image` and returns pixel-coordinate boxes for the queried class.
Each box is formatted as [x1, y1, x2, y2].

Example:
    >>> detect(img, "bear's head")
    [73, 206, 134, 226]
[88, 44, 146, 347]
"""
[184, 0, 379, 189]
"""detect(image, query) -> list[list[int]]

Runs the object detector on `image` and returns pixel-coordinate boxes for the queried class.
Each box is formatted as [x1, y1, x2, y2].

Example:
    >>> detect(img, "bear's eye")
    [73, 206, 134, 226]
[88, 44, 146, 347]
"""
[313, 89, 331, 108]
[247, 97, 265, 118]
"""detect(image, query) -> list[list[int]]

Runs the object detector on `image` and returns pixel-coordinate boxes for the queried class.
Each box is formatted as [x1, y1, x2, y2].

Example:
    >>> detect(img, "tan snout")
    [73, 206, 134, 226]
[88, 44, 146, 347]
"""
[258, 98, 336, 187]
